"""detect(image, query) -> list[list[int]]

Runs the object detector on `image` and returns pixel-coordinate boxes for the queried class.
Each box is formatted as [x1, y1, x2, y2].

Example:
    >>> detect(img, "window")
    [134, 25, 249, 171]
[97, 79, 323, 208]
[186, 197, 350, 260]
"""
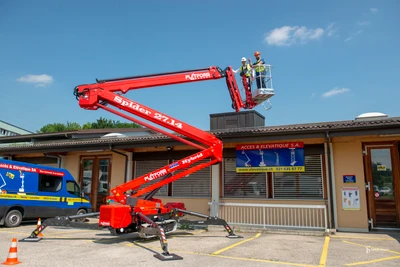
[66, 181, 81, 197]
[223, 155, 324, 200]
[135, 160, 168, 196]
[273, 155, 323, 199]
[223, 158, 267, 198]
[38, 174, 63, 192]
[172, 159, 211, 197]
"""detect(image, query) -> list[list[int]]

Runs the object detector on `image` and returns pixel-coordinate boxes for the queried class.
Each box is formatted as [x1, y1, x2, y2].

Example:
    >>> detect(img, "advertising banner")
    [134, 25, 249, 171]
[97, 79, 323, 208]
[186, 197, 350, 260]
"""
[235, 142, 305, 172]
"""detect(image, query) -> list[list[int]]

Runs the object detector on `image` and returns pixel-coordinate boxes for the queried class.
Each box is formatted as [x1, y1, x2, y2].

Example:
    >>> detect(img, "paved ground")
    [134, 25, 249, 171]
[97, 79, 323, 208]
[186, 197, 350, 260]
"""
[0, 221, 400, 267]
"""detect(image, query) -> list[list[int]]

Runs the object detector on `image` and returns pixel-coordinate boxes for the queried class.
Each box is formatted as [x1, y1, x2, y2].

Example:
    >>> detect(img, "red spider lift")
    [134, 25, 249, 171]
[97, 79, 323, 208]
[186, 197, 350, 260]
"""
[23, 66, 274, 261]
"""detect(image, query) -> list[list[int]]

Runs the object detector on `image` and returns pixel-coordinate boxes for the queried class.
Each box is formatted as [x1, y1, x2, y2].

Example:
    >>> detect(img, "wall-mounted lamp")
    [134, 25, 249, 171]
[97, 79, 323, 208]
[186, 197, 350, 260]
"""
[166, 146, 173, 151]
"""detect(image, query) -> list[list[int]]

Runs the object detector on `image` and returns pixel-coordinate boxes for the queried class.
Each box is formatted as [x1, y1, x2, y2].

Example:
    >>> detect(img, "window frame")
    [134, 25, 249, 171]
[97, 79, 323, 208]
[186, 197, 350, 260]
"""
[66, 180, 81, 197]
[38, 174, 63, 193]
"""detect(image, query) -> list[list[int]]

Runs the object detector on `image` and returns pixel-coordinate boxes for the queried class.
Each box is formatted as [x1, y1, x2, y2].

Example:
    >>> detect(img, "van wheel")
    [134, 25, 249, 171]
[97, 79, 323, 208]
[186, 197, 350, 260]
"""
[75, 209, 87, 222]
[5, 210, 23, 228]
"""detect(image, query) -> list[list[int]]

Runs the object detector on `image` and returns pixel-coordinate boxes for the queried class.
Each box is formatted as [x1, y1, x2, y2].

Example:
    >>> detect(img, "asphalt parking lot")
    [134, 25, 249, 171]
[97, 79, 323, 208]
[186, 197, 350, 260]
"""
[1, 221, 400, 267]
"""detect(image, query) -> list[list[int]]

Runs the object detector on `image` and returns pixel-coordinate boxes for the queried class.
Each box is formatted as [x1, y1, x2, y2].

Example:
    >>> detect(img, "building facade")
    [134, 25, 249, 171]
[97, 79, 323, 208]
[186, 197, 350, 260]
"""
[0, 111, 399, 232]
[0, 120, 32, 137]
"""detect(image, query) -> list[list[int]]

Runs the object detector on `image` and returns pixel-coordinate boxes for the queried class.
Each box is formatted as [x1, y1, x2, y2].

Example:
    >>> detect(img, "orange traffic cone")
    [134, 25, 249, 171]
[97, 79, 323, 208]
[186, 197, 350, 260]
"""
[36, 218, 44, 237]
[2, 238, 21, 265]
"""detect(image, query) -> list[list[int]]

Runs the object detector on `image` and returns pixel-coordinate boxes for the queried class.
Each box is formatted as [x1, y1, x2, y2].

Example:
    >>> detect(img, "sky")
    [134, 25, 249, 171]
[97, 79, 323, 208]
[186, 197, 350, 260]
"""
[0, 0, 399, 133]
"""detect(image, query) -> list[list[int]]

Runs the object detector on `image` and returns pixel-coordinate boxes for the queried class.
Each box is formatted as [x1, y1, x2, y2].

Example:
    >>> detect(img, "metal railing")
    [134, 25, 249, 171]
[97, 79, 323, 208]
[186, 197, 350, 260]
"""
[209, 202, 328, 230]
[248, 64, 274, 111]
[251, 64, 273, 91]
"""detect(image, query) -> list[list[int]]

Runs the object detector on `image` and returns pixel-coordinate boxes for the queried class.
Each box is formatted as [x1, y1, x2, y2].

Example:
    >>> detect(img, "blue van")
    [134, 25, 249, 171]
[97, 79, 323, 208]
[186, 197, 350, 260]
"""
[0, 159, 92, 227]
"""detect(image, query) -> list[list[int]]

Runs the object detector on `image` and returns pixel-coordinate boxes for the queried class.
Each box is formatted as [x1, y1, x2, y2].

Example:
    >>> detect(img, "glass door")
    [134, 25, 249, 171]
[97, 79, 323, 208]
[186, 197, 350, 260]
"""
[81, 158, 94, 204]
[80, 156, 112, 212]
[96, 158, 111, 211]
[365, 144, 400, 228]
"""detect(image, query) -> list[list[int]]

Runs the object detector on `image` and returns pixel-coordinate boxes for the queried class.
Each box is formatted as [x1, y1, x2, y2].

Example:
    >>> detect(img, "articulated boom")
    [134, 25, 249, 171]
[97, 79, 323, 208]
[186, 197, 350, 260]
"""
[75, 87, 223, 205]
[24, 66, 248, 261]
[73, 66, 249, 204]
[93, 66, 225, 93]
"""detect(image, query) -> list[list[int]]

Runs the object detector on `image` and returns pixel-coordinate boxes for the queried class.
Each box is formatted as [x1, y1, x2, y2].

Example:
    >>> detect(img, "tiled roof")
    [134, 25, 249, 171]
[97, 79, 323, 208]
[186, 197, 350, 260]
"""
[0, 117, 399, 151]
[0, 127, 156, 143]
[211, 117, 400, 135]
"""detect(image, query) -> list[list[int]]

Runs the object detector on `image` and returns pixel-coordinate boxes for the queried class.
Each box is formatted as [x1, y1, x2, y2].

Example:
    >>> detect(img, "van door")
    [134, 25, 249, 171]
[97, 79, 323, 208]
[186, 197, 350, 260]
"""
[37, 173, 66, 217]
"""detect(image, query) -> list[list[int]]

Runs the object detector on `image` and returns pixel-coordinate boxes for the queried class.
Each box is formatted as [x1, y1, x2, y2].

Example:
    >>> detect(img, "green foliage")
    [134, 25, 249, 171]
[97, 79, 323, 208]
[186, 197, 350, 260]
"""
[371, 161, 392, 188]
[38, 117, 141, 133]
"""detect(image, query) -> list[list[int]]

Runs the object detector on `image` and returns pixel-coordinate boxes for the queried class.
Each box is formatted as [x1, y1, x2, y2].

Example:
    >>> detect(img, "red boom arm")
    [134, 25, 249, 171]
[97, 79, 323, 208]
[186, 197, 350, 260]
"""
[73, 66, 254, 205]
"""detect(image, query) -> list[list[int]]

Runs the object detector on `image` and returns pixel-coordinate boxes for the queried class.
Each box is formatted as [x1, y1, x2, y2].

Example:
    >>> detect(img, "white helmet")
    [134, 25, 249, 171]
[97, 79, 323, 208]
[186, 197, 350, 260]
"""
[241, 57, 246, 61]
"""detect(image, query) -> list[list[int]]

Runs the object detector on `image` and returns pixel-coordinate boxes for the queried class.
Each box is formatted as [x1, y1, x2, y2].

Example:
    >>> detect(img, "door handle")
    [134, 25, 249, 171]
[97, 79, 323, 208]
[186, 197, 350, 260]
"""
[366, 182, 370, 191]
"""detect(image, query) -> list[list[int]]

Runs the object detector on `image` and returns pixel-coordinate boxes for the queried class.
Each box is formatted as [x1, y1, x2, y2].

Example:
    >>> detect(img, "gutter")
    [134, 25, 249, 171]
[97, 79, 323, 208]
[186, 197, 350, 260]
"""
[44, 153, 62, 168]
[325, 131, 338, 230]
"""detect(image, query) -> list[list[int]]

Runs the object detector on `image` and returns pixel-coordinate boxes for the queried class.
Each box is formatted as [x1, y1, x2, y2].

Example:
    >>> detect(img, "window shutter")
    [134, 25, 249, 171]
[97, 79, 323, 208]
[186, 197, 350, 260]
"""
[273, 155, 323, 199]
[172, 159, 211, 197]
[134, 160, 169, 196]
[223, 158, 267, 198]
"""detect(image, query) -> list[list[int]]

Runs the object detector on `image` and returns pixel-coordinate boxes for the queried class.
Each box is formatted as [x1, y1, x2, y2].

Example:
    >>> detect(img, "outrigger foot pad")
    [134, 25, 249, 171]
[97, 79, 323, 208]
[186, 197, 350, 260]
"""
[227, 234, 242, 238]
[154, 253, 183, 261]
[19, 237, 43, 242]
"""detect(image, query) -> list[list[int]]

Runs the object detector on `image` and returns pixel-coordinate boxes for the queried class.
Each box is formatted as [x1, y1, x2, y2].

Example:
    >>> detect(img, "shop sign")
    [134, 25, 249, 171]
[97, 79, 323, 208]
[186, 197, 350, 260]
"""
[377, 165, 386, 171]
[235, 142, 304, 173]
[343, 175, 356, 183]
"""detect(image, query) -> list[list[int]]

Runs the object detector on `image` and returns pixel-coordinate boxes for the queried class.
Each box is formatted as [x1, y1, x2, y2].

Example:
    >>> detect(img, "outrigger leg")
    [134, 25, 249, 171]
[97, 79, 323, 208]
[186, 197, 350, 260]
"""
[20, 212, 101, 242]
[173, 208, 242, 238]
[136, 212, 183, 261]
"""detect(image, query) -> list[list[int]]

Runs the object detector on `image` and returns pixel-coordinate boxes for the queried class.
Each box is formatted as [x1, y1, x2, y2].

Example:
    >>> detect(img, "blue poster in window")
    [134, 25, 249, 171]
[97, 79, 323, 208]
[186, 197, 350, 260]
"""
[235, 142, 305, 173]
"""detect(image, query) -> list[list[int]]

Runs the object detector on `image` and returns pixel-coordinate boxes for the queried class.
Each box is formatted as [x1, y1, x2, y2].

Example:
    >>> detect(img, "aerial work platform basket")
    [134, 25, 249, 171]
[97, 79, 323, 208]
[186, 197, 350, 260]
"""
[251, 64, 274, 110]
[240, 64, 275, 111]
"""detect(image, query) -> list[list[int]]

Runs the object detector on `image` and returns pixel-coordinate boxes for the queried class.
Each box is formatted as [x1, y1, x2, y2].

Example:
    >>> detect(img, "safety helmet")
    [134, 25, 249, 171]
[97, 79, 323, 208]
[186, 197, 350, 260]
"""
[254, 51, 260, 56]
[241, 57, 246, 61]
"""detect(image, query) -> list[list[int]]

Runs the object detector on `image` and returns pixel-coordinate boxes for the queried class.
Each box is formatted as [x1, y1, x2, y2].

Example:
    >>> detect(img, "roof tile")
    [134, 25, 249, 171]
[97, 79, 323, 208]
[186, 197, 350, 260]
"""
[0, 117, 399, 151]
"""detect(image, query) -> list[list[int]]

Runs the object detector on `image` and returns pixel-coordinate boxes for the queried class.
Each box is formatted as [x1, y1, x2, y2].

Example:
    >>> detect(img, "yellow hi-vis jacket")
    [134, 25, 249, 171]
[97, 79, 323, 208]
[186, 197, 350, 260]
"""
[240, 64, 252, 77]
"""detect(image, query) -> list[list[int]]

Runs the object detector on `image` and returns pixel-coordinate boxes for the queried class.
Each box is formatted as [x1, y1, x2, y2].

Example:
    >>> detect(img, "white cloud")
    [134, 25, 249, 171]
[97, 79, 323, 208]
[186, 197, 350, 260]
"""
[310, 92, 316, 99]
[326, 23, 339, 37]
[344, 30, 364, 42]
[370, 8, 378, 13]
[265, 25, 325, 46]
[344, 37, 352, 42]
[17, 74, 54, 87]
[322, 88, 350, 98]
[357, 21, 371, 26]
[264, 26, 296, 46]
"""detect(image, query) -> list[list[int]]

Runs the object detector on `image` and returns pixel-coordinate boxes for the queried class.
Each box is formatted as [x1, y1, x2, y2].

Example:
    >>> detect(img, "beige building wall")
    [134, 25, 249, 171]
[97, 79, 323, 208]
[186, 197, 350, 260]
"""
[36, 133, 399, 232]
[332, 139, 369, 232]
[110, 153, 126, 189]
[63, 154, 80, 181]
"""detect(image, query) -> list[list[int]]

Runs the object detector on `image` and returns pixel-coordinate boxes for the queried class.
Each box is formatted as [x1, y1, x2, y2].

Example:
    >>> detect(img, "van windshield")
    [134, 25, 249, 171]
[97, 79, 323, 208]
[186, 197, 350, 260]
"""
[66, 181, 81, 197]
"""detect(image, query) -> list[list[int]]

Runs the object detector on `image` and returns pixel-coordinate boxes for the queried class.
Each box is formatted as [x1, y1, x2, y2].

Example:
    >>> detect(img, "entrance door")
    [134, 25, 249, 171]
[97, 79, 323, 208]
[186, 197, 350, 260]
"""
[80, 156, 112, 212]
[364, 144, 400, 228]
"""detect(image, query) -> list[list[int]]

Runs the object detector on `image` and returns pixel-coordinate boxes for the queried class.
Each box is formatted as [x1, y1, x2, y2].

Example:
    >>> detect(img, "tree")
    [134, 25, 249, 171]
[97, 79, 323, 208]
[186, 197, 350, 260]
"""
[38, 122, 81, 133]
[371, 162, 392, 188]
[38, 117, 141, 133]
